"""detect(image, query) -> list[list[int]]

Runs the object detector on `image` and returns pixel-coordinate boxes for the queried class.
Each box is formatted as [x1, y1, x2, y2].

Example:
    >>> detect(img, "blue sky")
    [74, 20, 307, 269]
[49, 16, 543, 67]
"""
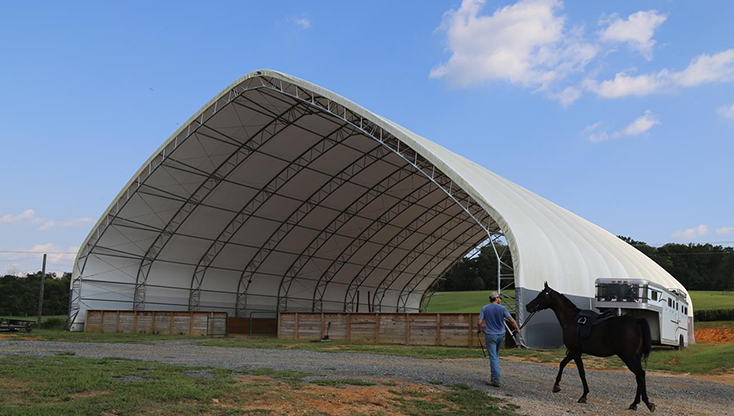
[1, 0, 732, 274]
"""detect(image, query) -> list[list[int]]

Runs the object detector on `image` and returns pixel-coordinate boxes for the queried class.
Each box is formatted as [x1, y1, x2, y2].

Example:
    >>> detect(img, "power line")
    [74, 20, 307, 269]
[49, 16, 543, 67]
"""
[0, 250, 77, 254]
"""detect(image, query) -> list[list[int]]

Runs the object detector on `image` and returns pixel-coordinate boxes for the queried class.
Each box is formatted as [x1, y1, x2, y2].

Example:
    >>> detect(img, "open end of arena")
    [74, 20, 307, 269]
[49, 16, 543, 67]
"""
[67, 70, 694, 348]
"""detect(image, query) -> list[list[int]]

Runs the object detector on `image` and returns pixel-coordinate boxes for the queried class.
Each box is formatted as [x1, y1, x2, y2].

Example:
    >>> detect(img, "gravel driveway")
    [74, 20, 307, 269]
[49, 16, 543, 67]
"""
[1, 339, 732, 416]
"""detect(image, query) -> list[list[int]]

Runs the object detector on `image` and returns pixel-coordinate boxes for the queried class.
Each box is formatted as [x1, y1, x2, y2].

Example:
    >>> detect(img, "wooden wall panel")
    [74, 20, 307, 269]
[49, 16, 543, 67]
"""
[278, 312, 486, 347]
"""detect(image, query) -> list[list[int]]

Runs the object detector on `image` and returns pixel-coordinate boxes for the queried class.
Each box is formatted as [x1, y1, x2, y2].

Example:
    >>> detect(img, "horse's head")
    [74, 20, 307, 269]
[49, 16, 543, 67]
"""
[526, 282, 554, 313]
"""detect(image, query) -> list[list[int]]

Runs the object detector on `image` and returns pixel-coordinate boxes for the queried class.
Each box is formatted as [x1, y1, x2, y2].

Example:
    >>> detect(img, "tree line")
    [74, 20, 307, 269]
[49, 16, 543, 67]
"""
[435, 236, 734, 292]
[0, 272, 71, 317]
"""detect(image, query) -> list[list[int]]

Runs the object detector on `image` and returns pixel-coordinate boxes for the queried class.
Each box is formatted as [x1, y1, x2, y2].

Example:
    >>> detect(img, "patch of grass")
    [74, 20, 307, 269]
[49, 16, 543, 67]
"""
[422, 290, 515, 313]
[690, 291, 734, 311]
[2, 328, 204, 344]
[199, 337, 484, 359]
[644, 343, 734, 374]
[0, 355, 236, 416]
[694, 320, 734, 329]
[246, 368, 312, 383]
[309, 378, 376, 387]
[422, 290, 733, 313]
[396, 384, 519, 416]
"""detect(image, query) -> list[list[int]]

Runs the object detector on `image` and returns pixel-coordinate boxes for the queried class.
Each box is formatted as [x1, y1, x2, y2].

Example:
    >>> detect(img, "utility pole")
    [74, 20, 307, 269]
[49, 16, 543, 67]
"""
[37, 254, 47, 326]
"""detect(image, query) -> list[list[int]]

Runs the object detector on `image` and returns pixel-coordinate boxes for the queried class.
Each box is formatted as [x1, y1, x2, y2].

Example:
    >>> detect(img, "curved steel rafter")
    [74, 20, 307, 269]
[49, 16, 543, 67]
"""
[275, 164, 417, 312]
[133, 99, 312, 310]
[342, 191, 479, 312]
[186, 119, 358, 310]
[233, 142, 398, 316]
[367, 204, 489, 312]
[309, 178, 441, 312]
[411, 234, 491, 313]
[69, 77, 274, 326]
[397, 226, 490, 312]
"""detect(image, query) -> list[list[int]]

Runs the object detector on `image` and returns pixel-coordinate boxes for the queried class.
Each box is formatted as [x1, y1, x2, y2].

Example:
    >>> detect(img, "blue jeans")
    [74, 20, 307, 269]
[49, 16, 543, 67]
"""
[485, 332, 504, 383]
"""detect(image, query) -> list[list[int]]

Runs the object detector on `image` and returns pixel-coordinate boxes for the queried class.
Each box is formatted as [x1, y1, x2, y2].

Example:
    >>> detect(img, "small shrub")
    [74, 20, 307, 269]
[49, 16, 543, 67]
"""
[39, 317, 67, 330]
[694, 309, 734, 322]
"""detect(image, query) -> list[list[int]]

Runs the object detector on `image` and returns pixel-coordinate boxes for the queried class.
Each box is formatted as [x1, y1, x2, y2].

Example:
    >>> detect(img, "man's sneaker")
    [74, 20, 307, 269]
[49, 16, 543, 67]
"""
[486, 381, 501, 388]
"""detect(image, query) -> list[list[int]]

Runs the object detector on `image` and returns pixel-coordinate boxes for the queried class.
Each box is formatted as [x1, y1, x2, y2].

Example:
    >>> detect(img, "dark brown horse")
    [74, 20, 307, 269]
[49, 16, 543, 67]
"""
[526, 282, 655, 412]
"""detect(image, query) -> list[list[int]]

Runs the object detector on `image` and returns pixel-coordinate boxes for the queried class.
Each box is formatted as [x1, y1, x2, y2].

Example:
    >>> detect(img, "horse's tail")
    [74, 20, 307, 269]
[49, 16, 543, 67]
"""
[637, 318, 652, 365]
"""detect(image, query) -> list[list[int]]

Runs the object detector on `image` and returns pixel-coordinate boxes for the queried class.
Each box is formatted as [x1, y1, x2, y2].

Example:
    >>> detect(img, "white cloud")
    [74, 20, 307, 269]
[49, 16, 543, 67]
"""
[717, 103, 734, 121]
[584, 110, 660, 143]
[672, 224, 709, 241]
[0, 208, 91, 231]
[39, 217, 92, 231]
[286, 15, 311, 30]
[599, 10, 667, 61]
[673, 49, 734, 87]
[586, 49, 734, 98]
[554, 86, 582, 107]
[716, 227, 734, 235]
[0, 209, 36, 224]
[430, 0, 598, 99]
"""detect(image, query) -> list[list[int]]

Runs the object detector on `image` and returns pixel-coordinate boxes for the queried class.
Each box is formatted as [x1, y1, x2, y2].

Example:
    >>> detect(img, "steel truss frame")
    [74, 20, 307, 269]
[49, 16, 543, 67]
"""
[68, 74, 517, 329]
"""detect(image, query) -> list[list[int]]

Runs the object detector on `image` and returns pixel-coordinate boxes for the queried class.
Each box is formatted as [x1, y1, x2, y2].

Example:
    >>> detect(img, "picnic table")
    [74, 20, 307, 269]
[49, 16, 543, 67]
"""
[0, 318, 34, 332]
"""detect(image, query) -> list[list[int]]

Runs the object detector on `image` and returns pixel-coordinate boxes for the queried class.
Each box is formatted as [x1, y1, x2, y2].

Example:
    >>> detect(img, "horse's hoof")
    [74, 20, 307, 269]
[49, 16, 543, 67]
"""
[552, 385, 561, 393]
[629, 404, 637, 411]
[647, 403, 656, 413]
[577, 397, 587, 404]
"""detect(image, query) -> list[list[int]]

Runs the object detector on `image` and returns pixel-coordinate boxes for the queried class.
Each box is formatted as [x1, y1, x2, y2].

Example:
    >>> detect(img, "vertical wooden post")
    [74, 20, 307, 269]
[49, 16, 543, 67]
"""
[374, 313, 380, 343]
[116, 311, 121, 333]
[37, 254, 47, 326]
[189, 312, 195, 336]
[320, 313, 325, 339]
[100, 311, 106, 333]
[275, 312, 283, 339]
[84, 311, 90, 333]
[347, 314, 352, 342]
[436, 314, 442, 346]
[295, 313, 300, 340]
[170, 312, 174, 335]
[468, 314, 473, 347]
[405, 314, 411, 345]
[152, 311, 157, 334]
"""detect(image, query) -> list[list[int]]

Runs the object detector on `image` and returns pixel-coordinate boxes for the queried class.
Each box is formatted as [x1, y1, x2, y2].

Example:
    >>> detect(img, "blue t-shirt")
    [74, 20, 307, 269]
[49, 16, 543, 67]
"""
[479, 303, 511, 335]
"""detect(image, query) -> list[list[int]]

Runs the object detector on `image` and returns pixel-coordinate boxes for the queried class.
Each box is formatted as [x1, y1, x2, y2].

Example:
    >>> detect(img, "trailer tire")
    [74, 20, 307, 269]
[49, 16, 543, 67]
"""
[675, 335, 685, 350]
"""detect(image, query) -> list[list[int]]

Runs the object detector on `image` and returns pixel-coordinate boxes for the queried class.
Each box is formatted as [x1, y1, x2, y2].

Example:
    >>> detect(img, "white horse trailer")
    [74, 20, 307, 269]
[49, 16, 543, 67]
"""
[594, 278, 689, 349]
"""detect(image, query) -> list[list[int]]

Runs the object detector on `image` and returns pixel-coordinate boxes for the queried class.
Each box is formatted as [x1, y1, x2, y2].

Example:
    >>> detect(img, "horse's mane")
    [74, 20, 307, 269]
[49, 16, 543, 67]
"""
[550, 287, 580, 313]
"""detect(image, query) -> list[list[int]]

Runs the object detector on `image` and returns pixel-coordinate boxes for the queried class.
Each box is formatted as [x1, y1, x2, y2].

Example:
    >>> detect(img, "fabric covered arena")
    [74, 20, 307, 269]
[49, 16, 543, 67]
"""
[68, 70, 692, 347]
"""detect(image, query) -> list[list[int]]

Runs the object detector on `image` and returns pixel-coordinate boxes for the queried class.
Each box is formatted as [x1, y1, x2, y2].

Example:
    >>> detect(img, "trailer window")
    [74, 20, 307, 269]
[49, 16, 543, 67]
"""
[651, 291, 658, 301]
[668, 298, 672, 307]
[596, 283, 645, 302]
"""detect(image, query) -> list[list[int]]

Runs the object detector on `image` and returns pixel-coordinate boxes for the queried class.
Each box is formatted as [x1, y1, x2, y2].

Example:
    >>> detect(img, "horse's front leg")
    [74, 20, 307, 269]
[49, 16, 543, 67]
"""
[553, 353, 574, 392]
[572, 355, 590, 403]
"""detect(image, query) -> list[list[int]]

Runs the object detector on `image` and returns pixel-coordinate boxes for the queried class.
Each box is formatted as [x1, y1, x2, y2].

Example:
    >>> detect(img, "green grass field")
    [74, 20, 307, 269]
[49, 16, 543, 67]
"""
[423, 290, 734, 313]
[688, 291, 734, 310]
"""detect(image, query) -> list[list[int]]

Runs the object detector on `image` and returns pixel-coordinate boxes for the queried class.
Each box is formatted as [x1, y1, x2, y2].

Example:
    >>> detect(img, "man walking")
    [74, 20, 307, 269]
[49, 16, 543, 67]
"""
[478, 292, 519, 387]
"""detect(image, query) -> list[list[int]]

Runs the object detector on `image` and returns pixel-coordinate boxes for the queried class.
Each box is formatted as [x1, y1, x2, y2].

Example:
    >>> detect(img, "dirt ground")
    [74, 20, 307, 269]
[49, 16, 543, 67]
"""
[694, 326, 734, 344]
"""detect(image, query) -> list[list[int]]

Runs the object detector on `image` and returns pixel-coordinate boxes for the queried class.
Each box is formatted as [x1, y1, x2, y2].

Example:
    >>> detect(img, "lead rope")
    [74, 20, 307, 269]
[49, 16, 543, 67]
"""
[509, 310, 537, 348]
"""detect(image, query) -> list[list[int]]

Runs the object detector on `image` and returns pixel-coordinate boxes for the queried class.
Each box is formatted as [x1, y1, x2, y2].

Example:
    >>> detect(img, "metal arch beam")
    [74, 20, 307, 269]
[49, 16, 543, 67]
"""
[233, 142, 397, 316]
[368, 203, 488, 312]
[311, 177, 439, 312]
[342, 190, 476, 313]
[68, 77, 270, 327]
[276, 163, 417, 312]
[132, 99, 312, 311]
[186, 119, 359, 310]
[397, 225, 489, 312]
[416, 236, 491, 313]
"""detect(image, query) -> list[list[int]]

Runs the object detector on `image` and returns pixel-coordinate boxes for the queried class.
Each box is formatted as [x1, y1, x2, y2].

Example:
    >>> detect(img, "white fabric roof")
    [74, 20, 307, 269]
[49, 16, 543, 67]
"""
[69, 70, 690, 329]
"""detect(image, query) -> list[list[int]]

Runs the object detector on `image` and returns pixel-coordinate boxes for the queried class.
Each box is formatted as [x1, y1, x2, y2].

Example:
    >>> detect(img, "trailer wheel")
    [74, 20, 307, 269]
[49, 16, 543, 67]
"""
[675, 335, 685, 350]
